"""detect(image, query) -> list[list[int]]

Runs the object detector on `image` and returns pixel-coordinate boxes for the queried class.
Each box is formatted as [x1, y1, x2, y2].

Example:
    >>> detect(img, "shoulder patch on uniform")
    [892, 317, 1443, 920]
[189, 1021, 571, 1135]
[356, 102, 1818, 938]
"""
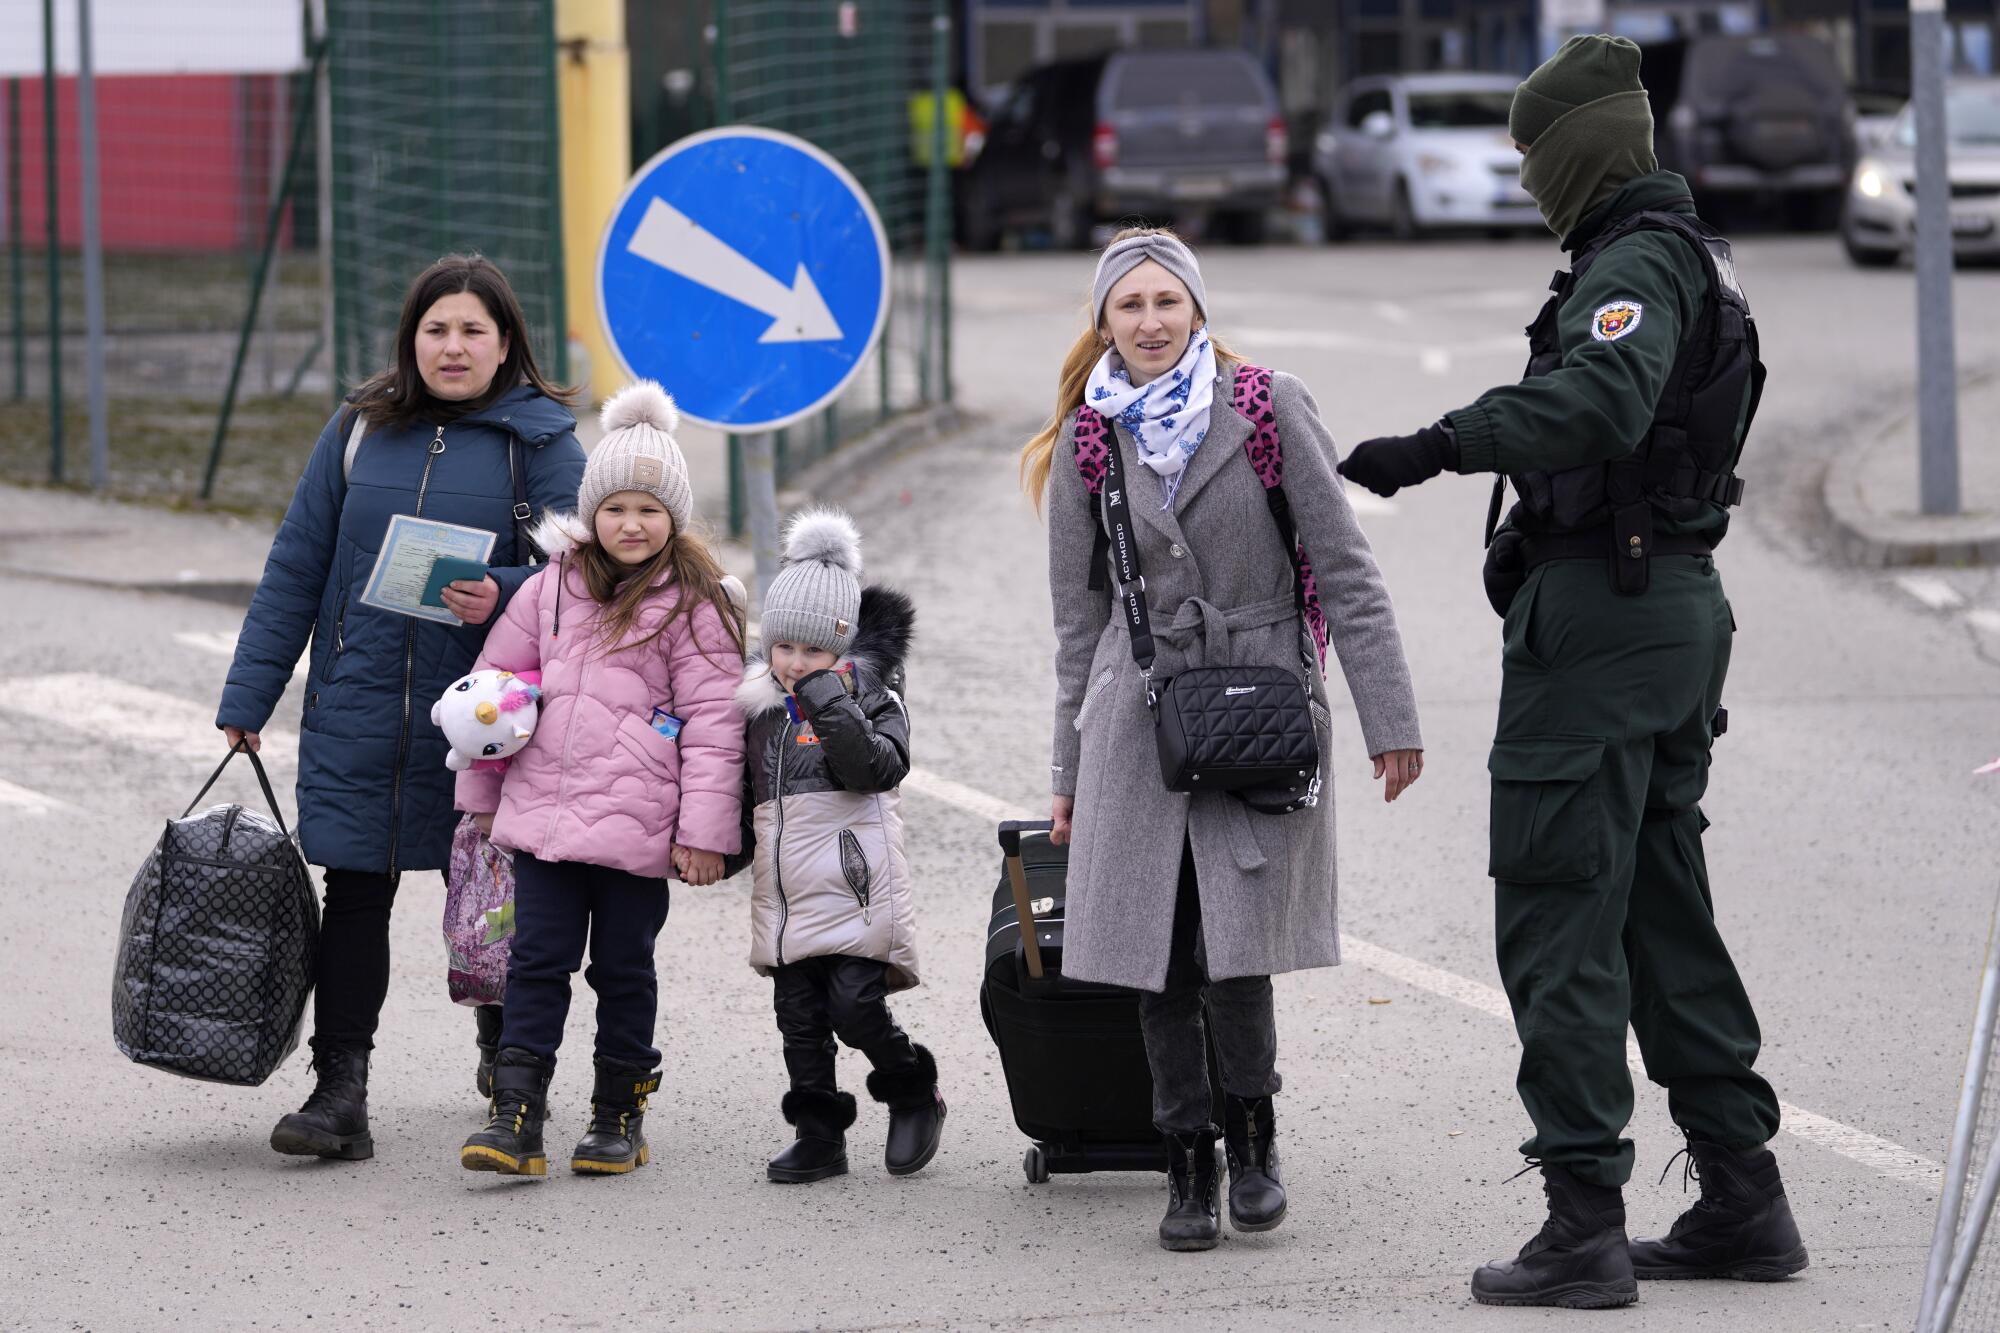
[1591, 301, 1644, 342]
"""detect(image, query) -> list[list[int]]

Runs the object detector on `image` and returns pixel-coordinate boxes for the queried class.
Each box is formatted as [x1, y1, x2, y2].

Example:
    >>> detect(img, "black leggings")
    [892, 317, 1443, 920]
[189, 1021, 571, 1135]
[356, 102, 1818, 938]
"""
[312, 869, 401, 1048]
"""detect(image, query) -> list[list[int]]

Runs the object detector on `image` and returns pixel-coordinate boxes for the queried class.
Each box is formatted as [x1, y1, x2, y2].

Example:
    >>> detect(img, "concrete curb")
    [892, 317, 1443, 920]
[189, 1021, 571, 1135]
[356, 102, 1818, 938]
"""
[1820, 378, 2000, 569]
[775, 402, 965, 510]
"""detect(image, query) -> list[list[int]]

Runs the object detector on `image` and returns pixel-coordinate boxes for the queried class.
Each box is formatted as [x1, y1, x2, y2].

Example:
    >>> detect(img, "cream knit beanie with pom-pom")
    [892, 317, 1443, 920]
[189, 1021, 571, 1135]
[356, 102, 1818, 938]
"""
[761, 508, 863, 656]
[579, 380, 693, 528]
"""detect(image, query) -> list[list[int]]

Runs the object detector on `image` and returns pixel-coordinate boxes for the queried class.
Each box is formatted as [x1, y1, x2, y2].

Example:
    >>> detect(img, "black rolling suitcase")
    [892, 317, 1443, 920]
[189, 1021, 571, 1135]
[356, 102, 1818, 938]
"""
[980, 820, 1218, 1182]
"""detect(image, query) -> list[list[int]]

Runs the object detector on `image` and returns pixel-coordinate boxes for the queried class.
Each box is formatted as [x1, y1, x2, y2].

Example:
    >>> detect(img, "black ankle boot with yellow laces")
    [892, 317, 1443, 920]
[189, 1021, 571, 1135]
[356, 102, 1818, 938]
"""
[460, 1049, 552, 1177]
[571, 1062, 660, 1175]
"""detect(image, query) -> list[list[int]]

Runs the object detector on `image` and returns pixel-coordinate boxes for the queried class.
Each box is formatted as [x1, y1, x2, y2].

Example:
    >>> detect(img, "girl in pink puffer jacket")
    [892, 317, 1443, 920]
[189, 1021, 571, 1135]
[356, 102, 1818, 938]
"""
[455, 382, 745, 1180]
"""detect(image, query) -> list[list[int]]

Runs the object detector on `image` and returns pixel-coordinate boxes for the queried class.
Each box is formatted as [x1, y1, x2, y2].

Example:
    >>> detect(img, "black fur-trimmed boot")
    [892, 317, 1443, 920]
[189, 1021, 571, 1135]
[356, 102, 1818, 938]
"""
[768, 1088, 856, 1183]
[1471, 1164, 1639, 1309]
[1159, 1129, 1222, 1252]
[270, 1038, 373, 1161]
[1629, 1139, 1809, 1281]
[1223, 1095, 1287, 1232]
[867, 1045, 947, 1177]
[473, 1005, 503, 1098]
[570, 1063, 661, 1176]
[460, 1049, 552, 1177]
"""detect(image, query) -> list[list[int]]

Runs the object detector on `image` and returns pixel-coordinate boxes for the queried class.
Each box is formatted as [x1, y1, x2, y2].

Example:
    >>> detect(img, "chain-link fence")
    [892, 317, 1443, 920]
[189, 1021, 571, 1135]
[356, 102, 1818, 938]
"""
[0, 0, 567, 516]
[327, 0, 566, 396]
[0, 3, 326, 509]
[667, 0, 954, 530]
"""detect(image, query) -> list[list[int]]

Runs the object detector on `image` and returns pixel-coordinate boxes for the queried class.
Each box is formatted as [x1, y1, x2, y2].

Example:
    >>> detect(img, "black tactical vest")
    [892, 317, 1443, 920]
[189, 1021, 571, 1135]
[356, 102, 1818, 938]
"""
[1495, 206, 1765, 557]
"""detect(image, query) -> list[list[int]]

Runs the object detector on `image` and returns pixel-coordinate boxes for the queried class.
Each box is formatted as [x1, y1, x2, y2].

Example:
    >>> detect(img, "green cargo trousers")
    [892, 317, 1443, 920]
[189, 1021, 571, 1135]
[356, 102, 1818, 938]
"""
[1490, 555, 1781, 1189]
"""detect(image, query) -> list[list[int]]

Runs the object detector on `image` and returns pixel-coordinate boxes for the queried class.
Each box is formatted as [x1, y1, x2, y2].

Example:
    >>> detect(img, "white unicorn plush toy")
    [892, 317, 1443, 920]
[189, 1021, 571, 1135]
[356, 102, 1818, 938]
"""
[432, 669, 542, 773]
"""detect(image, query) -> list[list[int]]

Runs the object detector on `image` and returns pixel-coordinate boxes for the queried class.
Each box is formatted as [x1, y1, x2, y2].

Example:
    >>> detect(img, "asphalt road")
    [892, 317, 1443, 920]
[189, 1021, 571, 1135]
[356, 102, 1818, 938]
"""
[4, 231, 1999, 1331]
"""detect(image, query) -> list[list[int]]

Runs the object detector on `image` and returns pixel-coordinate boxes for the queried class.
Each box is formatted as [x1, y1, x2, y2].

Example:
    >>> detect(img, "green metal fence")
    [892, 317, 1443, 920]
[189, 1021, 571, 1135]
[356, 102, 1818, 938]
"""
[668, 0, 954, 531]
[326, 0, 568, 396]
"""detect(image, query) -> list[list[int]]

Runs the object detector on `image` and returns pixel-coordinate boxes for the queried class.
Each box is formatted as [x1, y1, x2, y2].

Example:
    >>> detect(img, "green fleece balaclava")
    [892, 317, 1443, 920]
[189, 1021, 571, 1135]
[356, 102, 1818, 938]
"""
[1511, 34, 1659, 241]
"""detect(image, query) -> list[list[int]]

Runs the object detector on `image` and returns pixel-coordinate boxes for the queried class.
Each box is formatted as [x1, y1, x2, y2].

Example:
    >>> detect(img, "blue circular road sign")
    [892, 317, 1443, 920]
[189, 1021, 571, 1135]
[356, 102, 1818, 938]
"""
[596, 126, 892, 433]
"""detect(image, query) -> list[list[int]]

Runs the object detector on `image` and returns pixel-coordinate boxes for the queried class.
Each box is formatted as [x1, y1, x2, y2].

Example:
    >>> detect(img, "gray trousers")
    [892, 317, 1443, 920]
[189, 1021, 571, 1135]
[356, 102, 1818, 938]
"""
[1136, 839, 1282, 1134]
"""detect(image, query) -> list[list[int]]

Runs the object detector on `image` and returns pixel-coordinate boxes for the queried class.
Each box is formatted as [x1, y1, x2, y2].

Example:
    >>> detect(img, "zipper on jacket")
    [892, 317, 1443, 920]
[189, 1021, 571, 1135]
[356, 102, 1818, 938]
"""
[386, 425, 446, 875]
[333, 593, 349, 655]
[772, 722, 793, 966]
[839, 828, 872, 925]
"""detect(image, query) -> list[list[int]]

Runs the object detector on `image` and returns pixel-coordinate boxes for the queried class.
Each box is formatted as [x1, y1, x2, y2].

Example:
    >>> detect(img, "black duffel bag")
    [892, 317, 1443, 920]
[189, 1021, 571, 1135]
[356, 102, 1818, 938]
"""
[112, 743, 318, 1085]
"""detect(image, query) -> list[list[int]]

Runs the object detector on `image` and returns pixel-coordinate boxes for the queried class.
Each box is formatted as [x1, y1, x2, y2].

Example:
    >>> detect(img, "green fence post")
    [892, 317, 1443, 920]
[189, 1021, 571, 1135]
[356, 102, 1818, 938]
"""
[200, 43, 324, 501]
[928, 0, 951, 407]
[543, 0, 569, 385]
[41, 0, 62, 481]
[7, 78, 24, 402]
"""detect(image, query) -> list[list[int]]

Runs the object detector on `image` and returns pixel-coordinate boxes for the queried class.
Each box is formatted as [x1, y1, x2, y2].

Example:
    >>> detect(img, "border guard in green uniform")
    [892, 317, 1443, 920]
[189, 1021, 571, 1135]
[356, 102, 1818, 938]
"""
[1337, 34, 1809, 1311]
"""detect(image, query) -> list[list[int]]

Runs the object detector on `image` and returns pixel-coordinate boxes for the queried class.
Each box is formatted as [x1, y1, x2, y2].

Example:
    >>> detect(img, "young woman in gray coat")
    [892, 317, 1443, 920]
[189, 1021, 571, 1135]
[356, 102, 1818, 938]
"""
[1021, 228, 1425, 1252]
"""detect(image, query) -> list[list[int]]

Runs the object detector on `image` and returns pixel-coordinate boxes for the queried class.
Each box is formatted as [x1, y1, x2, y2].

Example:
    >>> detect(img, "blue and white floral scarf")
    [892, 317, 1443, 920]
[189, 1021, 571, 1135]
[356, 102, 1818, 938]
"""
[1085, 328, 1216, 508]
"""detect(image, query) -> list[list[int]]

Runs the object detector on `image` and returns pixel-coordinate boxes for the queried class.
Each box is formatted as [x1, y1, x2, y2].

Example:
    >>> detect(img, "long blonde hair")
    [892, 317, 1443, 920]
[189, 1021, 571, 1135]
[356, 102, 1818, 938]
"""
[1018, 225, 1240, 514]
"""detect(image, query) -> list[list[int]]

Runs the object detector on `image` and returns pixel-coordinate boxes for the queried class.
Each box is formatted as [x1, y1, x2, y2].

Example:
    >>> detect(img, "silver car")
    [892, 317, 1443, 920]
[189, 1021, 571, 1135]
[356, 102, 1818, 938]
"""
[1314, 73, 1543, 240]
[1843, 79, 2000, 267]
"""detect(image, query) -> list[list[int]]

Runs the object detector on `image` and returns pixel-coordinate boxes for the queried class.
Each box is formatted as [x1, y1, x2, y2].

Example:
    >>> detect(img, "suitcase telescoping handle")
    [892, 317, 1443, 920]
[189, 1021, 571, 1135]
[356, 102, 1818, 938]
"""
[998, 819, 1055, 980]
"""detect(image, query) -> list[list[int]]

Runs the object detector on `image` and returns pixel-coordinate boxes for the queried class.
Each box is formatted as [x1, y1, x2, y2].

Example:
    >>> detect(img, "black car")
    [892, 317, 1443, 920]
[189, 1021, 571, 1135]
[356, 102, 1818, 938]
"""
[959, 48, 1287, 249]
[1642, 34, 1855, 226]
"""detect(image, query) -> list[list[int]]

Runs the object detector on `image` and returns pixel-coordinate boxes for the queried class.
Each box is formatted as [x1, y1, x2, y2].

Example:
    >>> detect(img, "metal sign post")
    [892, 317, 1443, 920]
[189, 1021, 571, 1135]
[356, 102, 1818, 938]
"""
[1911, 0, 1961, 516]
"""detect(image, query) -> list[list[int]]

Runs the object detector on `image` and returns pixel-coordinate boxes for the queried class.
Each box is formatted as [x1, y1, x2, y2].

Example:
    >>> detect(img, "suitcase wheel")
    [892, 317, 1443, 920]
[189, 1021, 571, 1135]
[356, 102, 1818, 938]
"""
[1023, 1144, 1051, 1184]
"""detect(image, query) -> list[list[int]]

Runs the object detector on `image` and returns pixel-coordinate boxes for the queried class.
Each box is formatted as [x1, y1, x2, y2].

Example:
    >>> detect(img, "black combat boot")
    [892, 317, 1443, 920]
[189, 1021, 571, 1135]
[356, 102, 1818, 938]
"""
[1159, 1129, 1222, 1252]
[1471, 1164, 1639, 1308]
[460, 1049, 552, 1177]
[767, 1088, 856, 1183]
[1629, 1139, 1810, 1281]
[570, 1063, 661, 1176]
[269, 1038, 373, 1161]
[867, 1045, 947, 1177]
[1223, 1095, 1287, 1232]
[473, 1005, 504, 1098]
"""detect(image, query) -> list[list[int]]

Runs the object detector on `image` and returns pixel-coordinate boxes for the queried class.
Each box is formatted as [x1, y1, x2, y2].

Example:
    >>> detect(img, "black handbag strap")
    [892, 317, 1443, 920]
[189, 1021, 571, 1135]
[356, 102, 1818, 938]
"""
[1098, 427, 1314, 697]
[1098, 425, 1159, 693]
[185, 741, 292, 838]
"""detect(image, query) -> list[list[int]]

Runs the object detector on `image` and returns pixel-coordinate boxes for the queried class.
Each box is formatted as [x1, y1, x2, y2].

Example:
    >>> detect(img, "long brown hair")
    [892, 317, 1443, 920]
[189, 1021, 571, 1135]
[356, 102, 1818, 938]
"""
[1018, 225, 1241, 513]
[573, 517, 746, 665]
[350, 254, 576, 430]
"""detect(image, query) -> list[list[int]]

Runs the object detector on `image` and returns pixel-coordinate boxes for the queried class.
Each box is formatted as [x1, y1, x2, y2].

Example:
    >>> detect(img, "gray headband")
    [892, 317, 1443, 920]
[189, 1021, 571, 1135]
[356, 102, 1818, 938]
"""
[1091, 234, 1207, 326]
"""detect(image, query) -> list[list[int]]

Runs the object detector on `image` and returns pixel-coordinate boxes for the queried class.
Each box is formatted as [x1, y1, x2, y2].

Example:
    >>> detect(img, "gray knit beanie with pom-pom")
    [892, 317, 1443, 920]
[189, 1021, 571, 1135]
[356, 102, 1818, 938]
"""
[762, 508, 863, 657]
[579, 379, 694, 528]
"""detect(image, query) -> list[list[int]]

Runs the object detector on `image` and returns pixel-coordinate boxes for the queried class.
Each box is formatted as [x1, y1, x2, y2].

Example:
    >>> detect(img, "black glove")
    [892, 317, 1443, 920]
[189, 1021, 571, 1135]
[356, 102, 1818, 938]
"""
[1336, 423, 1459, 498]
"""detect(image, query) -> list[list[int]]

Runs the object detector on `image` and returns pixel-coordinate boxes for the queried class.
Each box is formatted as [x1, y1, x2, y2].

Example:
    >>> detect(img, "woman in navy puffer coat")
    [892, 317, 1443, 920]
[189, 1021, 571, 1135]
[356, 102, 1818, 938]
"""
[216, 255, 586, 1163]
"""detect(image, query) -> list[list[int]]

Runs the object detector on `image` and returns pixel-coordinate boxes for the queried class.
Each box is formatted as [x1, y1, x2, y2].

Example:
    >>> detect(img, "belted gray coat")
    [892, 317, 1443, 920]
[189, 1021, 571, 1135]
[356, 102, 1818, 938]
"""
[1047, 361, 1422, 993]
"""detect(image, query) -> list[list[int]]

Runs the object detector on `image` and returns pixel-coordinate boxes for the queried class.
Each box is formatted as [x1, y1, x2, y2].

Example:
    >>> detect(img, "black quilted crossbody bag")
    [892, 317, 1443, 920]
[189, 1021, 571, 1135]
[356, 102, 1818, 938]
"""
[1100, 427, 1321, 813]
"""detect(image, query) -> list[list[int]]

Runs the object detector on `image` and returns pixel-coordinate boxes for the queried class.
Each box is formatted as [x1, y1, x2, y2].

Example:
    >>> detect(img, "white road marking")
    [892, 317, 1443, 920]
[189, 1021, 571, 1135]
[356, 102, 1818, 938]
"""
[1344, 485, 1398, 518]
[1419, 347, 1451, 376]
[1346, 936, 1941, 1187]
[902, 767, 1026, 826]
[0, 777, 75, 816]
[1898, 575, 1966, 612]
[1966, 609, 2000, 634]
[0, 673, 298, 765]
[907, 770, 1944, 1188]
[174, 630, 240, 656]
[1373, 301, 1412, 326]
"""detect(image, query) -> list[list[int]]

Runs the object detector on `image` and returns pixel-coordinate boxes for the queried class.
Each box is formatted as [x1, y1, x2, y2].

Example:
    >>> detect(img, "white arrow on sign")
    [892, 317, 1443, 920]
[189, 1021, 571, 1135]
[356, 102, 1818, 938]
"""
[625, 197, 843, 344]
